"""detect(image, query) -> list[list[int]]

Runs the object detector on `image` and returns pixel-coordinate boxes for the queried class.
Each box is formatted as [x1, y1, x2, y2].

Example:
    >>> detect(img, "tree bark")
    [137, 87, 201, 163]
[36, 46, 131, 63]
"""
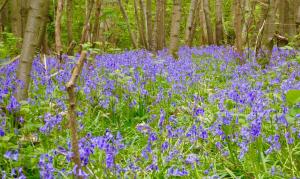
[0, 0, 8, 40]
[215, 0, 224, 45]
[117, 0, 137, 48]
[297, 5, 300, 31]
[16, 0, 49, 101]
[0, 0, 8, 13]
[242, 0, 256, 47]
[55, 0, 64, 56]
[203, 0, 213, 44]
[66, 0, 73, 45]
[146, 0, 153, 50]
[185, 0, 198, 46]
[133, 0, 142, 47]
[156, 0, 165, 50]
[234, 0, 243, 60]
[263, 0, 277, 52]
[169, 0, 182, 58]
[92, 0, 102, 44]
[66, 51, 87, 177]
[139, 0, 148, 48]
[10, 0, 23, 38]
[198, 0, 208, 45]
[280, 0, 297, 36]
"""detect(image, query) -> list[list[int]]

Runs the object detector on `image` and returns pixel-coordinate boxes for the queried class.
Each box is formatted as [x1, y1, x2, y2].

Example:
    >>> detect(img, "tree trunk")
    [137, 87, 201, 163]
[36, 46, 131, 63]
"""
[190, 3, 199, 46]
[55, 0, 64, 56]
[296, 5, 300, 31]
[185, 0, 198, 46]
[263, 0, 277, 52]
[156, 0, 165, 50]
[139, 0, 147, 48]
[66, 0, 73, 45]
[242, 0, 256, 47]
[169, 0, 182, 58]
[78, 0, 94, 52]
[279, 0, 297, 37]
[203, 0, 213, 44]
[215, 0, 224, 45]
[0, 0, 8, 40]
[134, 0, 141, 47]
[10, 0, 23, 38]
[162, 0, 167, 47]
[16, 0, 49, 101]
[92, 0, 102, 44]
[198, 0, 208, 45]
[117, 0, 137, 48]
[146, 0, 153, 50]
[234, 0, 243, 60]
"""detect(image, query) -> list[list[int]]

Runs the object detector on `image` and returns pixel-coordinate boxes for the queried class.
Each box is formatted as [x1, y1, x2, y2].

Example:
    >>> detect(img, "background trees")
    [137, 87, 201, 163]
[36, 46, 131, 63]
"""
[0, 0, 299, 61]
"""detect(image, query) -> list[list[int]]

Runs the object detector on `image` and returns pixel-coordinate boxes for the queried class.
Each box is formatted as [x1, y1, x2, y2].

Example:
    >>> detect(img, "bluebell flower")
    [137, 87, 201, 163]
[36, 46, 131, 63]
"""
[4, 150, 18, 161]
[6, 96, 20, 112]
[167, 166, 189, 176]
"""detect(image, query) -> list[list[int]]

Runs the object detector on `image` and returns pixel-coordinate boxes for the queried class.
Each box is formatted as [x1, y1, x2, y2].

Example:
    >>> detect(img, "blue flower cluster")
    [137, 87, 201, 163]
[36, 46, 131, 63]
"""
[0, 46, 300, 178]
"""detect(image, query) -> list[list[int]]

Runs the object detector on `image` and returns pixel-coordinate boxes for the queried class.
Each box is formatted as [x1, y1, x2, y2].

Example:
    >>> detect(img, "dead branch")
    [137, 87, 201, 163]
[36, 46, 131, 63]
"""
[255, 20, 266, 57]
[66, 51, 87, 178]
[0, 55, 21, 69]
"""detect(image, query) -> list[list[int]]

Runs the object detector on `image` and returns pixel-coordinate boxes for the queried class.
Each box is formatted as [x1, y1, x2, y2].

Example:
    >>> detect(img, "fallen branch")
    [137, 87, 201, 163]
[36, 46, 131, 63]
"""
[66, 51, 87, 178]
[0, 55, 21, 69]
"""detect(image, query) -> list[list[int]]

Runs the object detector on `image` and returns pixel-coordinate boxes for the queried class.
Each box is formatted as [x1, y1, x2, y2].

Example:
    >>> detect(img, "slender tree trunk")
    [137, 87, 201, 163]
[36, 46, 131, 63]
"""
[0, 0, 8, 13]
[16, 0, 49, 101]
[10, 0, 23, 38]
[139, 0, 148, 48]
[117, 0, 137, 48]
[190, 3, 199, 46]
[134, 0, 142, 47]
[20, 0, 28, 37]
[78, 0, 94, 52]
[286, 0, 296, 37]
[66, 51, 87, 178]
[215, 0, 224, 45]
[92, 0, 101, 44]
[146, 0, 153, 50]
[55, 0, 64, 56]
[156, 0, 165, 50]
[296, 5, 300, 31]
[263, 0, 277, 52]
[162, 0, 166, 47]
[169, 0, 182, 58]
[203, 0, 213, 44]
[234, 0, 243, 61]
[198, 0, 208, 45]
[185, 0, 198, 46]
[152, 12, 157, 51]
[66, 0, 73, 45]
[0, 0, 8, 40]
[279, 0, 297, 37]
[242, 0, 256, 47]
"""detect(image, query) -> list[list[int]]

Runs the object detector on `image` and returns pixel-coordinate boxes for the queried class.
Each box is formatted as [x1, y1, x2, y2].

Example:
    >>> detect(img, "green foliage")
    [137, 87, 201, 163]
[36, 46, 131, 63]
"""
[0, 32, 21, 59]
[286, 90, 300, 107]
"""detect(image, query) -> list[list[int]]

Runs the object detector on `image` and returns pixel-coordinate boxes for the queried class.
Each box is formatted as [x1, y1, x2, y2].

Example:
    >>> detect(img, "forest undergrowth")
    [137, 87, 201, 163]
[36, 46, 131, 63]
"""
[0, 46, 300, 178]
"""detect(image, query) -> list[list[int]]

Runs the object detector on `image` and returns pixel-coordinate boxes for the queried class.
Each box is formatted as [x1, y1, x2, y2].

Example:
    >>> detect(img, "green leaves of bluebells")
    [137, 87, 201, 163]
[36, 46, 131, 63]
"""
[286, 90, 300, 106]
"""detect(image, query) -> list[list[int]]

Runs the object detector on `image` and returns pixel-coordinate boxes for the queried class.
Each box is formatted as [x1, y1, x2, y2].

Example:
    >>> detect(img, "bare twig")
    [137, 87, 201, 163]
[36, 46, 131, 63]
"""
[66, 51, 87, 178]
[255, 20, 266, 57]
